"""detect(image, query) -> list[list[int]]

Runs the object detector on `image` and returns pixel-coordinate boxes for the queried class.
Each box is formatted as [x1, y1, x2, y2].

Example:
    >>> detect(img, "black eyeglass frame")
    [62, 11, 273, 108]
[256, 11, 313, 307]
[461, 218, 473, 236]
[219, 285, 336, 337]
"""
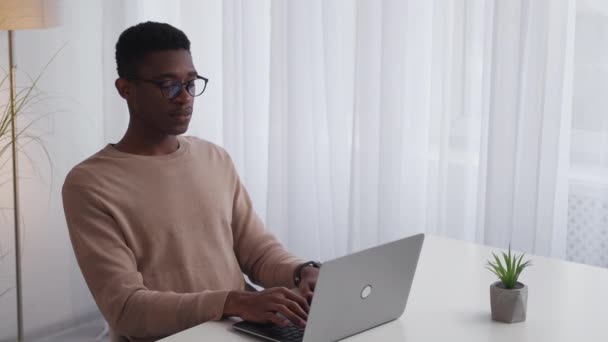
[127, 75, 209, 99]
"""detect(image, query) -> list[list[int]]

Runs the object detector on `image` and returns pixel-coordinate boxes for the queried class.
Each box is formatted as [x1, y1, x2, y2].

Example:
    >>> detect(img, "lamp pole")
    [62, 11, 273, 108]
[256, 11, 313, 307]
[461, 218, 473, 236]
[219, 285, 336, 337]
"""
[8, 29, 24, 342]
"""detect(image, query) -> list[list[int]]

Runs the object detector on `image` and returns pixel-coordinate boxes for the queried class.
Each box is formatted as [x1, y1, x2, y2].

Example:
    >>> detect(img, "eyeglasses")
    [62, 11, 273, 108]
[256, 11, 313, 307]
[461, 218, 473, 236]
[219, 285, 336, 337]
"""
[128, 75, 209, 100]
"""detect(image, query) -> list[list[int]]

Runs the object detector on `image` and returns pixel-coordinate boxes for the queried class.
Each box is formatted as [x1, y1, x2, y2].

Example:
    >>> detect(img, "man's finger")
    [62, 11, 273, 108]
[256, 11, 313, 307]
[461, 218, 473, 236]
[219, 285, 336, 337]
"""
[308, 280, 316, 292]
[283, 289, 311, 313]
[282, 298, 308, 321]
[270, 304, 306, 327]
[267, 313, 289, 327]
[301, 289, 314, 304]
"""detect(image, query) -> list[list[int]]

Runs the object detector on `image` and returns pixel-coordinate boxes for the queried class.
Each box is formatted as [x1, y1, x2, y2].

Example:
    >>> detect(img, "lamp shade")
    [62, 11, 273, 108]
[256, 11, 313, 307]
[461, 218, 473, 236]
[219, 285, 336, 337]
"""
[0, 0, 59, 30]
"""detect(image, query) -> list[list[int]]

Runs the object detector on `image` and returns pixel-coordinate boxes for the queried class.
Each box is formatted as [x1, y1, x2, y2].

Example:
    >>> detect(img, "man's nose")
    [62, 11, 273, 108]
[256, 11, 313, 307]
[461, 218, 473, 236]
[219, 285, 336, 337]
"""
[172, 86, 193, 104]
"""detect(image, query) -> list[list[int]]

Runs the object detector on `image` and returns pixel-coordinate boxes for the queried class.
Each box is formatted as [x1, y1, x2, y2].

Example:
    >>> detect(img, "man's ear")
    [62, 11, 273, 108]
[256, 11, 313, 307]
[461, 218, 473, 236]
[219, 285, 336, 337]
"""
[115, 78, 132, 99]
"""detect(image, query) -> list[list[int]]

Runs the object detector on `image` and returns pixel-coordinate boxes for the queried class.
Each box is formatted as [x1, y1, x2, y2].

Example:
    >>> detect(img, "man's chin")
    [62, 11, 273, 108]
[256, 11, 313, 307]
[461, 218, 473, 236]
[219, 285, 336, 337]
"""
[167, 124, 190, 136]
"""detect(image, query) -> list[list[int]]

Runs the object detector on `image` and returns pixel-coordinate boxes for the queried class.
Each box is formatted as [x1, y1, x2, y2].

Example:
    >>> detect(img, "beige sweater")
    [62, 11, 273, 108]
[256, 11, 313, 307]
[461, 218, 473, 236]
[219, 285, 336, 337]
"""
[62, 136, 302, 341]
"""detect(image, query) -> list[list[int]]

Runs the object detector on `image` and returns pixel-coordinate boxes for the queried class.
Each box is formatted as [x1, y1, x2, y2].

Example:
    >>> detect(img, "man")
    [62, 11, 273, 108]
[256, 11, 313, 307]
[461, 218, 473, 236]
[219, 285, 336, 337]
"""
[62, 21, 319, 341]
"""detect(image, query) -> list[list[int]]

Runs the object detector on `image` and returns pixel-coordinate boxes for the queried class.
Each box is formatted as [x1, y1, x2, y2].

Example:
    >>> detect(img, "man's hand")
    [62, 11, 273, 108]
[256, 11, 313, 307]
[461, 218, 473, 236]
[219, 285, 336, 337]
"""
[298, 266, 320, 304]
[224, 288, 309, 327]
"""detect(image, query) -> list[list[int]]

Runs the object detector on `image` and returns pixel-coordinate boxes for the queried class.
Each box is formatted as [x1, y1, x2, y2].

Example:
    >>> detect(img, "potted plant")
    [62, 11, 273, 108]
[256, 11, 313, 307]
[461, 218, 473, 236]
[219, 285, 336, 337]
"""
[486, 246, 531, 323]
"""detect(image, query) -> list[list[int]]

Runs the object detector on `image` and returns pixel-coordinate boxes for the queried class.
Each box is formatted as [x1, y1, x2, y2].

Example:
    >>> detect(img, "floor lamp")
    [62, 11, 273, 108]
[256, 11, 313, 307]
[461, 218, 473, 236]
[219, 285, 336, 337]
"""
[0, 1, 58, 341]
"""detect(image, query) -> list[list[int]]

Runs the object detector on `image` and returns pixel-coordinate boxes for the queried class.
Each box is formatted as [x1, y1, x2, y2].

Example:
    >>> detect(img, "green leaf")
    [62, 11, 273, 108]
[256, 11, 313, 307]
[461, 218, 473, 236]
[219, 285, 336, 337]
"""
[486, 246, 532, 289]
[492, 253, 507, 277]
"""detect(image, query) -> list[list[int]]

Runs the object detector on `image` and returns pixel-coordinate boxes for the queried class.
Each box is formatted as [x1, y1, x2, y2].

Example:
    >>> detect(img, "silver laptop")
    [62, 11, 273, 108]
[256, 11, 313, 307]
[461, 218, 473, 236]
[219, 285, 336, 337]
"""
[233, 233, 425, 342]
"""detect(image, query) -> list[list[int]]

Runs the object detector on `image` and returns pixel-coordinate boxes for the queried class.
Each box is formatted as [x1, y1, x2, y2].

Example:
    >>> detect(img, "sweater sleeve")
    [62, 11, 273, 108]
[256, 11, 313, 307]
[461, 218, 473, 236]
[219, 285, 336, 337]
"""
[229, 170, 303, 289]
[62, 181, 230, 339]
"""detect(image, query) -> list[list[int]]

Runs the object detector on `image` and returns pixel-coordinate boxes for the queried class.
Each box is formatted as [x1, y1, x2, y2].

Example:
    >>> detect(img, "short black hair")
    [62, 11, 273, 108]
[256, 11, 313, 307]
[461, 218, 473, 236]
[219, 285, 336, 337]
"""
[115, 21, 191, 78]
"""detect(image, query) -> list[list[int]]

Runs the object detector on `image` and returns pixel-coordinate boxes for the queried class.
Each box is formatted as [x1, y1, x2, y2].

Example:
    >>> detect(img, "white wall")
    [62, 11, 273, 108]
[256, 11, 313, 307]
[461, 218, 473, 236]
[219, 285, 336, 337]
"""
[0, 0, 107, 339]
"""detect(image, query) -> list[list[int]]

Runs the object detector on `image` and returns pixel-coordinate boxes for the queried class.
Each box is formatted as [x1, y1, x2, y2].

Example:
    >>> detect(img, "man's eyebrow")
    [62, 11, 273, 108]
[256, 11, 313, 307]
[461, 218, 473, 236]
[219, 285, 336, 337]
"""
[154, 71, 199, 79]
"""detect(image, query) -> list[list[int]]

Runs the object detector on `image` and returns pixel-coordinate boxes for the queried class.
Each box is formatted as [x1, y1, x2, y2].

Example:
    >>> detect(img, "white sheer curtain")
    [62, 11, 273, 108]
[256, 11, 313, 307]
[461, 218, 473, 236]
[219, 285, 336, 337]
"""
[0, 0, 578, 339]
[216, 0, 575, 260]
[568, 0, 608, 267]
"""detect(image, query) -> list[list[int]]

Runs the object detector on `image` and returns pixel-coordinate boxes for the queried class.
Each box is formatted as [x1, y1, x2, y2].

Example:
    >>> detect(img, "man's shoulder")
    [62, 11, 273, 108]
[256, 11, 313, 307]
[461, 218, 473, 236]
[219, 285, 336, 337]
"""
[63, 145, 116, 189]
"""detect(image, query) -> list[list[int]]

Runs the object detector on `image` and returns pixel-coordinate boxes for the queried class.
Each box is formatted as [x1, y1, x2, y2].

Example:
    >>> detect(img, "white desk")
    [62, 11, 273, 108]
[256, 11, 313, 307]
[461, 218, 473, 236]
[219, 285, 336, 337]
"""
[160, 235, 608, 341]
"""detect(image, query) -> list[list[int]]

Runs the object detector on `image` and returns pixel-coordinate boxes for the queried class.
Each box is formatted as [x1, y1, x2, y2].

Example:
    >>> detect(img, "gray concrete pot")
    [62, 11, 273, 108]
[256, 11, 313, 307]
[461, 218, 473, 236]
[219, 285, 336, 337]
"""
[490, 281, 527, 323]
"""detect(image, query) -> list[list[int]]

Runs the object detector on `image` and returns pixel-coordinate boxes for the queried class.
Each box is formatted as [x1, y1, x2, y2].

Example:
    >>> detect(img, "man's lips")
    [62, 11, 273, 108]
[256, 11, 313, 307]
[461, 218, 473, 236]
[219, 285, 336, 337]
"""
[170, 110, 192, 117]
[170, 111, 192, 123]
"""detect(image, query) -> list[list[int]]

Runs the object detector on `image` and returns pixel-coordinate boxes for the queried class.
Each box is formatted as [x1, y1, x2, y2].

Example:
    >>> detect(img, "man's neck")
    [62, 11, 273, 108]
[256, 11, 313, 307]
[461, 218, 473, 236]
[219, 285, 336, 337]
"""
[114, 126, 180, 156]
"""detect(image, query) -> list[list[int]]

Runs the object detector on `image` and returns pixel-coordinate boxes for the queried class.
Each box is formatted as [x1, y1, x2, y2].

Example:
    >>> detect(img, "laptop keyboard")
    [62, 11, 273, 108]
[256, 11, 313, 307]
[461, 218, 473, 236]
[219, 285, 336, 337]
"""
[265, 323, 305, 342]
[233, 321, 305, 342]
